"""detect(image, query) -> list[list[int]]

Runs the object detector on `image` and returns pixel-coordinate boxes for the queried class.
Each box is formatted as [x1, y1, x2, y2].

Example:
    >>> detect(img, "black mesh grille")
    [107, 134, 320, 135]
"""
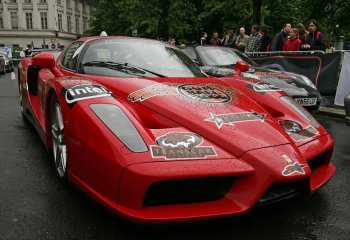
[143, 176, 236, 207]
[257, 180, 309, 206]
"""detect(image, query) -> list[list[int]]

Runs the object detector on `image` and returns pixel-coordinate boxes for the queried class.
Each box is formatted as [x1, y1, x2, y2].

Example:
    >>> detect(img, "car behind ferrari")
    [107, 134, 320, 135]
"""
[181, 45, 321, 112]
[18, 36, 335, 223]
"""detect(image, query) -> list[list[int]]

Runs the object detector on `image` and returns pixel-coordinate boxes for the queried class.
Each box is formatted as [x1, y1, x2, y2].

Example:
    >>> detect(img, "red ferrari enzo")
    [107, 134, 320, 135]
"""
[18, 36, 335, 223]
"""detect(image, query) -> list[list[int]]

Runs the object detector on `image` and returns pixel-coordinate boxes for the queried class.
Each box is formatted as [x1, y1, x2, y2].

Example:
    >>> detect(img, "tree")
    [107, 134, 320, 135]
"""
[155, 0, 171, 39]
[252, 0, 262, 25]
[87, 0, 350, 45]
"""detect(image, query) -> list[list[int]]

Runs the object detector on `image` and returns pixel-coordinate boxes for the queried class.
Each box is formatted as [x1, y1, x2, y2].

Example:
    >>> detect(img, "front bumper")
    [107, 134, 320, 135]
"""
[108, 134, 335, 223]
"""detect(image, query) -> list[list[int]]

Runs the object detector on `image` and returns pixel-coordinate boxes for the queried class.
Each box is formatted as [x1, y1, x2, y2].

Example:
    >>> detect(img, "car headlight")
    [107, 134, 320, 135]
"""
[280, 96, 320, 128]
[296, 74, 316, 89]
[90, 104, 148, 152]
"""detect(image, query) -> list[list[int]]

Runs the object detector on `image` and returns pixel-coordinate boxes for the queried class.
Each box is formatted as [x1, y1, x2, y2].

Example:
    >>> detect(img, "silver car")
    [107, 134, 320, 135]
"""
[0, 53, 14, 73]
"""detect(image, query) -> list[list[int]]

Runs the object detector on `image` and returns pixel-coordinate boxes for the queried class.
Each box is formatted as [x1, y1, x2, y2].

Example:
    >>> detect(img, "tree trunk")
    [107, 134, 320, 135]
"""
[155, 0, 171, 39]
[252, 0, 263, 25]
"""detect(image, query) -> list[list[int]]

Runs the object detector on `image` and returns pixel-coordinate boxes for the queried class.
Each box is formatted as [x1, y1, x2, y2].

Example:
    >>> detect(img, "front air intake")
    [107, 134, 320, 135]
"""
[307, 150, 330, 171]
[143, 176, 236, 207]
[257, 180, 309, 206]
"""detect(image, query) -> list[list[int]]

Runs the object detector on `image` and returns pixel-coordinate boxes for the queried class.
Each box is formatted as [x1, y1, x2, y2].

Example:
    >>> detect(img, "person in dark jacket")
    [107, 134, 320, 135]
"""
[300, 19, 325, 51]
[222, 29, 235, 47]
[260, 25, 272, 51]
[296, 23, 306, 40]
[271, 23, 291, 51]
[200, 32, 208, 45]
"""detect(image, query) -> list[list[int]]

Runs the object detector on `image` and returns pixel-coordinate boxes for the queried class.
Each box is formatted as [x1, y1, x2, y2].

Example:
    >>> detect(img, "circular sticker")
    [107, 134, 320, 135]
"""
[156, 132, 202, 149]
[178, 84, 231, 103]
[279, 120, 303, 133]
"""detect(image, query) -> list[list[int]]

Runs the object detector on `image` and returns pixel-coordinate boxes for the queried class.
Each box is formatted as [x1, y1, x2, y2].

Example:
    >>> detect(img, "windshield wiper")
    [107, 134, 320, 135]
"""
[82, 61, 166, 77]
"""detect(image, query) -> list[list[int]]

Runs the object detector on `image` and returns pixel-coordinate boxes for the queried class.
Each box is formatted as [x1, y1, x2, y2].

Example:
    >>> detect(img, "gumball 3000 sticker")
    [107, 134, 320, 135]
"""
[128, 83, 237, 104]
[151, 132, 217, 160]
[177, 84, 236, 103]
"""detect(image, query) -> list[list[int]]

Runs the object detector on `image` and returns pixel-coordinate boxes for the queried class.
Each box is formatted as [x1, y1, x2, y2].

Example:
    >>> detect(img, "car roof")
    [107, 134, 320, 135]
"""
[78, 36, 169, 46]
[182, 45, 240, 52]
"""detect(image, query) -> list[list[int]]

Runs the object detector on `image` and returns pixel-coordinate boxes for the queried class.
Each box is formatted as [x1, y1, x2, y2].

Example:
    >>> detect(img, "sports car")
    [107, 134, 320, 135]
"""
[18, 36, 335, 223]
[345, 93, 350, 126]
[181, 45, 321, 112]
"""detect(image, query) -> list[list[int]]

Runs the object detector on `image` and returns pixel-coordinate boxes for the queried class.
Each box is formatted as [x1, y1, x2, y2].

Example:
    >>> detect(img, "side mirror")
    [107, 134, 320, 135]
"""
[32, 52, 56, 69]
[235, 61, 249, 76]
[345, 93, 350, 126]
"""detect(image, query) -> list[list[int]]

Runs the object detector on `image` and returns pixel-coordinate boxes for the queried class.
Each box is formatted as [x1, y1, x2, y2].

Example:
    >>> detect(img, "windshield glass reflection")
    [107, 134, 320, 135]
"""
[81, 39, 206, 78]
[197, 47, 257, 67]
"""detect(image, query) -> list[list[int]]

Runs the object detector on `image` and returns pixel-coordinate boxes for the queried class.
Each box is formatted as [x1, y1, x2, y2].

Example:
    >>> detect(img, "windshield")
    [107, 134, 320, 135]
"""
[197, 47, 258, 67]
[81, 39, 206, 78]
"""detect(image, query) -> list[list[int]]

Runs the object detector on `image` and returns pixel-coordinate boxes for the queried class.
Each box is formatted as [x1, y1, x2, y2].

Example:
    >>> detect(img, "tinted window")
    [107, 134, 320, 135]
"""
[197, 47, 257, 67]
[181, 48, 197, 61]
[61, 41, 84, 71]
[81, 39, 206, 78]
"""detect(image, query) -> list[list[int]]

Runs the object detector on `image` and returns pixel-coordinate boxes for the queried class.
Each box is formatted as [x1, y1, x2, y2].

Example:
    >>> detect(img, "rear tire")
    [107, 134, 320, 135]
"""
[18, 70, 27, 121]
[51, 97, 68, 183]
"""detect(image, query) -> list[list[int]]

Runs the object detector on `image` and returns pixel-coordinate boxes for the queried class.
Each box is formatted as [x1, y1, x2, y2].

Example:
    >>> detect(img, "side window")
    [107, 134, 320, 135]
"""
[60, 41, 84, 71]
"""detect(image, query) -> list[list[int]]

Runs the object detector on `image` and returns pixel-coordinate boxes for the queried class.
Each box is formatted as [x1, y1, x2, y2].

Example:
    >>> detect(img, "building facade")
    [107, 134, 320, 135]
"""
[0, 0, 93, 50]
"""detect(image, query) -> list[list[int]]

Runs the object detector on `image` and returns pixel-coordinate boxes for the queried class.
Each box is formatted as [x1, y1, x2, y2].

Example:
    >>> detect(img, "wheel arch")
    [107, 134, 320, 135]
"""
[44, 89, 58, 151]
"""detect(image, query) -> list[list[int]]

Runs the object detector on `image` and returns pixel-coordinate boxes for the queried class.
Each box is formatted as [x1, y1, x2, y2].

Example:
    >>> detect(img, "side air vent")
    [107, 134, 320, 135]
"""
[27, 66, 40, 95]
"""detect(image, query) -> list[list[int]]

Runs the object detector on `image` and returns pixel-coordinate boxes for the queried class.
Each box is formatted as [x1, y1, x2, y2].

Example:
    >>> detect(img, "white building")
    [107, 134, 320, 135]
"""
[0, 0, 94, 50]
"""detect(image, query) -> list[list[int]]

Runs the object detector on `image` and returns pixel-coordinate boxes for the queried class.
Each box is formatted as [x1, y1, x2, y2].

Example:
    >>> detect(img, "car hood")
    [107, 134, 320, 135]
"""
[201, 66, 320, 98]
[96, 76, 294, 158]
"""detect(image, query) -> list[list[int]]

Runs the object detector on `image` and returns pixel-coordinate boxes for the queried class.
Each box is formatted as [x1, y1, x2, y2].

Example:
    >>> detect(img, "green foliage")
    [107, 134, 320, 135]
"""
[87, 0, 161, 37]
[88, 0, 350, 45]
[199, 0, 252, 34]
[167, 0, 202, 38]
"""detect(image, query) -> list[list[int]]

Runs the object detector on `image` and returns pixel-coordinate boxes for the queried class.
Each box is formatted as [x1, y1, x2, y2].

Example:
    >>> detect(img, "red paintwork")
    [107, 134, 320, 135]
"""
[18, 36, 336, 223]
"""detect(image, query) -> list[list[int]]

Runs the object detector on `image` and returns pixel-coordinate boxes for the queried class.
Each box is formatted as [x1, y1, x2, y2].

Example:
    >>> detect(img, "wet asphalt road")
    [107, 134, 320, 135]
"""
[0, 71, 349, 240]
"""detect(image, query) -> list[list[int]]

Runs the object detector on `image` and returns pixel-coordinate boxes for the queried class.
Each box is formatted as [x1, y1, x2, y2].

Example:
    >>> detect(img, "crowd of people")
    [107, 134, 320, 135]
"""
[167, 19, 334, 53]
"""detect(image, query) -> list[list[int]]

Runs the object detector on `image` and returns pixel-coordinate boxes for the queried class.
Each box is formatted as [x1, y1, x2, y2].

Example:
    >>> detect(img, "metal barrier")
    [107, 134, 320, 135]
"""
[243, 49, 343, 105]
[245, 50, 325, 57]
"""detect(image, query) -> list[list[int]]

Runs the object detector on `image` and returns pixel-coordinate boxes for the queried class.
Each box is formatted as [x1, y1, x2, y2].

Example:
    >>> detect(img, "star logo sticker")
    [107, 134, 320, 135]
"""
[205, 113, 226, 129]
[205, 112, 266, 129]
[282, 161, 307, 176]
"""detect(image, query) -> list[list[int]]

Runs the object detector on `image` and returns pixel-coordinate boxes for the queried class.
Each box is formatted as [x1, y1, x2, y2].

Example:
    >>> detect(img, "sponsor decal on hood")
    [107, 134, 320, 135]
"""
[205, 112, 267, 129]
[247, 82, 281, 94]
[61, 84, 113, 107]
[252, 71, 290, 80]
[279, 120, 318, 141]
[151, 132, 217, 160]
[128, 83, 238, 104]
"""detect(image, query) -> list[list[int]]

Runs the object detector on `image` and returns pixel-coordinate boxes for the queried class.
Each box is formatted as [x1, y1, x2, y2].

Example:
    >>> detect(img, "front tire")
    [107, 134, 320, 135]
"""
[51, 97, 68, 182]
